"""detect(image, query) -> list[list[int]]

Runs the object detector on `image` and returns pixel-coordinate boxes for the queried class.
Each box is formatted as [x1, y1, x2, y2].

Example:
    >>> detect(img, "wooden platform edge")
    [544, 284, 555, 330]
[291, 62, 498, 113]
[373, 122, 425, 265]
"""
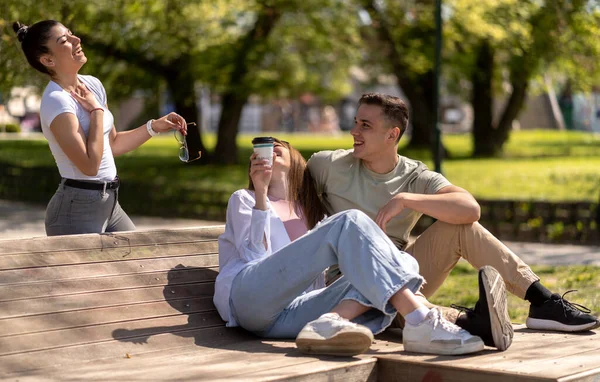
[374, 355, 600, 382]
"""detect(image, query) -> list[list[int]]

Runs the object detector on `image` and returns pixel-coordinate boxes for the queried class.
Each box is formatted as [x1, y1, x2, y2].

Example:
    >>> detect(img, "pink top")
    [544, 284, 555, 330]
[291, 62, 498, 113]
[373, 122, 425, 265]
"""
[268, 195, 308, 242]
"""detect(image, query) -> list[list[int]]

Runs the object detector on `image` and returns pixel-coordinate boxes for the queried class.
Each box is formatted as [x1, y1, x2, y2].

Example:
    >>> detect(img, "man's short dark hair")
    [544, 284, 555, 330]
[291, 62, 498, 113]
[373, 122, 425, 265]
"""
[359, 93, 409, 142]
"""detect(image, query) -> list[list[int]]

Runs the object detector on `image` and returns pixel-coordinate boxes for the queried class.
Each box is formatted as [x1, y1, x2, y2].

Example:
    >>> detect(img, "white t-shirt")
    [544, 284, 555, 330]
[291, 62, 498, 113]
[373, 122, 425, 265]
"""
[39, 74, 116, 181]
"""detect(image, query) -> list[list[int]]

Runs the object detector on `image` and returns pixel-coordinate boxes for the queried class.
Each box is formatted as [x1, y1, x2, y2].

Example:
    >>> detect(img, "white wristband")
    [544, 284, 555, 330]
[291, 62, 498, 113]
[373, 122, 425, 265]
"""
[146, 119, 159, 137]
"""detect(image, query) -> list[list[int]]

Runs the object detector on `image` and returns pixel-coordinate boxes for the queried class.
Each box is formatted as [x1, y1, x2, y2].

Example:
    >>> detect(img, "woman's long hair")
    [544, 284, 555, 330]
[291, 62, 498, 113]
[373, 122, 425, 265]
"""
[248, 138, 327, 229]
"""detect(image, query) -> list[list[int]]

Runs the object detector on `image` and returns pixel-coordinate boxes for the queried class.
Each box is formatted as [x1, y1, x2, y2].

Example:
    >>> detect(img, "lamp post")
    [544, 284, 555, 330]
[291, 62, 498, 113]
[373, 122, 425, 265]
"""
[433, 0, 443, 174]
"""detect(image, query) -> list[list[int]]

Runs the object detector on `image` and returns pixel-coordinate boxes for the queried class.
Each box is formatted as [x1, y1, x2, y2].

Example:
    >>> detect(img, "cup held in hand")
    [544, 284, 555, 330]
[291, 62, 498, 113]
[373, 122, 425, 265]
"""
[252, 137, 274, 166]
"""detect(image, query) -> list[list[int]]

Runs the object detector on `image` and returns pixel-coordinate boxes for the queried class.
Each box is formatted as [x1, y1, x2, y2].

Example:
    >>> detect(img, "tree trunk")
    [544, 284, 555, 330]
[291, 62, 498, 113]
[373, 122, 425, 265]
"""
[494, 70, 529, 149]
[362, 0, 443, 153]
[213, 5, 281, 164]
[401, 71, 435, 148]
[472, 40, 496, 157]
[165, 68, 206, 161]
[213, 92, 247, 164]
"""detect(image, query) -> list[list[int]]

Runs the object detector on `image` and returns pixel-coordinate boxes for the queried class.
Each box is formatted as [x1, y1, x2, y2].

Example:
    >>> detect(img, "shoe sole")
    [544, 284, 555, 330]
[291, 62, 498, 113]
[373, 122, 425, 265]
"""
[526, 317, 600, 332]
[404, 339, 484, 355]
[296, 330, 373, 356]
[481, 266, 513, 351]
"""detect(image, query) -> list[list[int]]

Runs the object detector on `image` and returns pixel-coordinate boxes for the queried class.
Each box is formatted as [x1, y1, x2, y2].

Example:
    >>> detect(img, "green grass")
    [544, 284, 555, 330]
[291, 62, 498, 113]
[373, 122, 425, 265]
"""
[1, 129, 600, 202]
[429, 262, 600, 323]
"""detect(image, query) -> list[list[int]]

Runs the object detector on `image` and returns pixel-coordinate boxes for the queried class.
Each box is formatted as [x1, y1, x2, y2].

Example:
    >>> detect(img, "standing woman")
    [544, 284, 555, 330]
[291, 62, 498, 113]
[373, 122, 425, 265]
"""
[13, 20, 188, 236]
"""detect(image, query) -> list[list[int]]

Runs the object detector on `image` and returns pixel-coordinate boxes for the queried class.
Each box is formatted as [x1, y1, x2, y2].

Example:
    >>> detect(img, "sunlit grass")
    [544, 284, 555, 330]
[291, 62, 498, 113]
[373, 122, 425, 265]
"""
[1, 129, 600, 201]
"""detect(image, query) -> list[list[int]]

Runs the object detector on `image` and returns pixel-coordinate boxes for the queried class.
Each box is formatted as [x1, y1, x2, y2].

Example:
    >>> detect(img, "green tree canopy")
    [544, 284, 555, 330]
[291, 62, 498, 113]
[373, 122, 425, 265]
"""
[0, 0, 363, 163]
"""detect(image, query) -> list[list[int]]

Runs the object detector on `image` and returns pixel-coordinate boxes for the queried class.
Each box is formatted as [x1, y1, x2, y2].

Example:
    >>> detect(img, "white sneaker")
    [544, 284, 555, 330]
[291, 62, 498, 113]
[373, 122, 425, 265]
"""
[403, 308, 485, 355]
[296, 313, 374, 356]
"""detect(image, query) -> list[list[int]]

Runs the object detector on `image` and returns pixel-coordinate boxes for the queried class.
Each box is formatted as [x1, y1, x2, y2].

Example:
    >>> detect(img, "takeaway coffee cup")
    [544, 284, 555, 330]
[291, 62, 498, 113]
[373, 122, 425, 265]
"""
[252, 137, 275, 166]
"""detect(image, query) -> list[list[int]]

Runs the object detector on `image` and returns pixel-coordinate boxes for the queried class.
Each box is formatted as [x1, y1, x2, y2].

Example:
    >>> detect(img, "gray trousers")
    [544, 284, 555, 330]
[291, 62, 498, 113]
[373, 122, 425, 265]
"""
[45, 181, 135, 236]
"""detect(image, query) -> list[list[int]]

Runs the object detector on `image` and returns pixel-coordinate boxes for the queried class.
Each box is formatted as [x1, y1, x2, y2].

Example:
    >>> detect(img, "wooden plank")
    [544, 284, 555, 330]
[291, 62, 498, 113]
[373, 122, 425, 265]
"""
[467, 335, 599, 372]
[373, 327, 600, 382]
[0, 267, 218, 302]
[0, 254, 219, 285]
[375, 357, 552, 382]
[0, 295, 217, 336]
[135, 352, 374, 382]
[425, 329, 599, 371]
[3, 336, 378, 382]
[559, 368, 600, 382]
[0, 282, 214, 318]
[0, 333, 257, 380]
[507, 341, 600, 379]
[0, 226, 225, 255]
[0, 326, 253, 375]
[0, 310, 224, 356]
[0, 241, 218, 270]
[240, 358, 377, 382]
[366, 326, 592, 373]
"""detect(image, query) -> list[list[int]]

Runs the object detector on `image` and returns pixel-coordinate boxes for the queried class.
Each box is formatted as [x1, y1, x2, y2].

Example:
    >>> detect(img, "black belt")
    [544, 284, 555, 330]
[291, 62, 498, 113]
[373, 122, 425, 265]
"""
[63, 177, 120, 191]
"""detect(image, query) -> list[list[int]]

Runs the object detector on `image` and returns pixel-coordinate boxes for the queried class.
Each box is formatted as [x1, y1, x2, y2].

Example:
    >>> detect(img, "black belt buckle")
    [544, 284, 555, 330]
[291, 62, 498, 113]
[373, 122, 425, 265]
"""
[107, 177, 120, 190]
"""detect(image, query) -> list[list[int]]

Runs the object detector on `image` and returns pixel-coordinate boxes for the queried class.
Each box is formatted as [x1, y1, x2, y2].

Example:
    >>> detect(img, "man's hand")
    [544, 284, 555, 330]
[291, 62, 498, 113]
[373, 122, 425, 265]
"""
[375, 193, 409, 232]
[375, 186, 481, 229]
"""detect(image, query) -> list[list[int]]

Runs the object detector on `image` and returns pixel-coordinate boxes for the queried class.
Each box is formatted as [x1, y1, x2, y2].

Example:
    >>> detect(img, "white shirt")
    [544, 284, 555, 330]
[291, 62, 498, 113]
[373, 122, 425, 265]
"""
[39, 75, 117, 181]
[213, 189, 325, 326]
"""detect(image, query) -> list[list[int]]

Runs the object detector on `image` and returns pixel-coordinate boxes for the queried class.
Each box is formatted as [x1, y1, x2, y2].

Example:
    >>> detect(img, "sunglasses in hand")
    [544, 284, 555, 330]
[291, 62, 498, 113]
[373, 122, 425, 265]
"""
[175, 122, 202, 163]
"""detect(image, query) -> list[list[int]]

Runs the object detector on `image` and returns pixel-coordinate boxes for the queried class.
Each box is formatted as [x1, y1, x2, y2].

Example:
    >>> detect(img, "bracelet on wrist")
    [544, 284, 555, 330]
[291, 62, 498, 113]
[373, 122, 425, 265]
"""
[146, 119, 159, 137]
[90, 107, 104, 114]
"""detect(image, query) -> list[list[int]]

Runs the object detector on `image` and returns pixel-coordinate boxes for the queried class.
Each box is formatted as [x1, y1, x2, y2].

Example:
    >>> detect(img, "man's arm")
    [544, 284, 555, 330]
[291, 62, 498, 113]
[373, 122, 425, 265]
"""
[375, 185, 481, 232]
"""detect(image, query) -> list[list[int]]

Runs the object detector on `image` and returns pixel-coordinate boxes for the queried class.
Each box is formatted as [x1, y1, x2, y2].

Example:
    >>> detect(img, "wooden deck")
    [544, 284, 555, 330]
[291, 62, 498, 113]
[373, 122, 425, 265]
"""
[376, 327, 600, 382]
[1, 227, 599, 381]
[3, 326, 599, 381]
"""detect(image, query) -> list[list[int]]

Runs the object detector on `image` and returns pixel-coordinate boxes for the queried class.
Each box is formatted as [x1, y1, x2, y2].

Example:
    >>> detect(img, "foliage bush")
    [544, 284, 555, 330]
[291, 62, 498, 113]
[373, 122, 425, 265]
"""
[1, 124, 20, 133]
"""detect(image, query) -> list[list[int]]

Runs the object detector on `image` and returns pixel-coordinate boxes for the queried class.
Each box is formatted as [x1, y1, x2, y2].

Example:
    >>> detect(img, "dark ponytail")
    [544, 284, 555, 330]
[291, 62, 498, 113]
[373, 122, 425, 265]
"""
[12, 20, 60, 75]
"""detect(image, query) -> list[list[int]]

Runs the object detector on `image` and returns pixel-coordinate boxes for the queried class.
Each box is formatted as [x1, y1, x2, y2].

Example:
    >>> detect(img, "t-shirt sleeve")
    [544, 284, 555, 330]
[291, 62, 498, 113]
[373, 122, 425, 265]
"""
[40, 91, 78, 127]
[414, 169, 452, 194]
[307, 151, 333, 194]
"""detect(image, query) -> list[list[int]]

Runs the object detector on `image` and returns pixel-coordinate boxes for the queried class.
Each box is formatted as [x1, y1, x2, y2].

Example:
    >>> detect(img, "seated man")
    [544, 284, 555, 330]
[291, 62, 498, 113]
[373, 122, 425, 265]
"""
[307, 93, 600, 350]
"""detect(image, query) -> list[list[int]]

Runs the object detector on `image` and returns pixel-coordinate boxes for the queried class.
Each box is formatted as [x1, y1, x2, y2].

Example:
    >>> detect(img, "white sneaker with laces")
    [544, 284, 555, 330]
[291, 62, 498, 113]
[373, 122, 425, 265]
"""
[296, 313, 374, 356]
[403, 308, 485, 355]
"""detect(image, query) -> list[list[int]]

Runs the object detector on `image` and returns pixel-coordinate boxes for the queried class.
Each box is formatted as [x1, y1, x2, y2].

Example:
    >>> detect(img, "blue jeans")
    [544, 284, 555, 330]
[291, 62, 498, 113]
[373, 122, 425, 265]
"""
[230, 209, 423, 338]
[45, 182, 135, 236]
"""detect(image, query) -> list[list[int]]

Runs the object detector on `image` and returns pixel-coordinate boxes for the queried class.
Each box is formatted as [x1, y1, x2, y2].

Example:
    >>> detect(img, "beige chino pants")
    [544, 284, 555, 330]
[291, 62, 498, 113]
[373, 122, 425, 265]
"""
[404, 221, 539, 300]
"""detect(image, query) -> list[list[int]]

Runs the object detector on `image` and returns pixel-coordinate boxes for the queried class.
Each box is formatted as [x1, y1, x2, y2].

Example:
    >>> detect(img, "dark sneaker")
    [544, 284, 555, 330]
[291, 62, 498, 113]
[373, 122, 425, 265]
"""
[453, 266, 513, 351]
[526, 290, 600, 332]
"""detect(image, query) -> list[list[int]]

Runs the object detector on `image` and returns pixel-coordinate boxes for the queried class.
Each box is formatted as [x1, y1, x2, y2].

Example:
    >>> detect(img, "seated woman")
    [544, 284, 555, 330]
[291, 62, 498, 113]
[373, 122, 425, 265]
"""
[214, 138, 485, 356]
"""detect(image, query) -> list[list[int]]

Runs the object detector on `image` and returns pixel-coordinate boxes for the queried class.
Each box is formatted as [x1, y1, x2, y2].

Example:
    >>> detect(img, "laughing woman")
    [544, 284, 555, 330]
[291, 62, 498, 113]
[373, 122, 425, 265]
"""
[13, 20, 188, 236]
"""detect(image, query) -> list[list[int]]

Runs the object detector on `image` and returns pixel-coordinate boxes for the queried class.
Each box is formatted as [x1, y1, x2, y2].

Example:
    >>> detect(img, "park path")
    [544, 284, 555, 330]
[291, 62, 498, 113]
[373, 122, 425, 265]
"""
[1, 199, 599, 266]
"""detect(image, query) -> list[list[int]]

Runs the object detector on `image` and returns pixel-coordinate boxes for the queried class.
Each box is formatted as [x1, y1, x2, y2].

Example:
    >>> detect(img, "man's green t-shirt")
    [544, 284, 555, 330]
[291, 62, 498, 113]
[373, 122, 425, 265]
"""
[307, 149, 451, 249]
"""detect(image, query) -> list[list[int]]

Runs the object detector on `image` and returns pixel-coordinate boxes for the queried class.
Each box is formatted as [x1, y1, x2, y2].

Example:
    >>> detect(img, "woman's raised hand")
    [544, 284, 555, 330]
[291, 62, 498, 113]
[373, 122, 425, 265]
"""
[70, 83, 103, 112]
[250, 152, 275, 196]
[151, 112, 187, 135]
